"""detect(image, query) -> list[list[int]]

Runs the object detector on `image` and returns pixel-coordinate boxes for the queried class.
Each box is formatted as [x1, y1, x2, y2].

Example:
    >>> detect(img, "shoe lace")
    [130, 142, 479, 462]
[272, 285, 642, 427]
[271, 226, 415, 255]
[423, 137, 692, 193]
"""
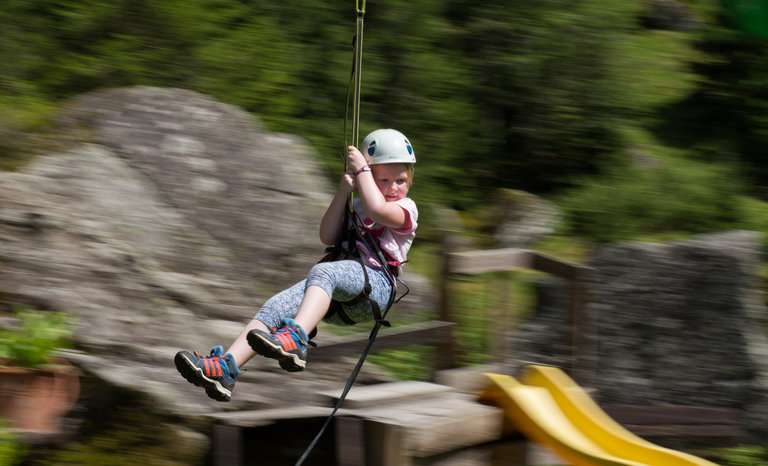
[192, 345, 235, 376]
[274, 326, 317, 348]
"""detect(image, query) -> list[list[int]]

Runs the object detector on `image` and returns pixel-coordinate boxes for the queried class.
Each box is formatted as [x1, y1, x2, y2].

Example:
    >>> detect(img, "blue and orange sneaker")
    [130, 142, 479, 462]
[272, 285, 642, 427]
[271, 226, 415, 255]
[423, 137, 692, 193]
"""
[247, 318, 314, 372]
[174, 345, 240, 402]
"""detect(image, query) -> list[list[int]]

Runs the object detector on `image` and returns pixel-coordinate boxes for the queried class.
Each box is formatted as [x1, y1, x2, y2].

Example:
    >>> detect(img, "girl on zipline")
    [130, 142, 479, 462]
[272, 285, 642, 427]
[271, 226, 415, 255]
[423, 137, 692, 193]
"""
[174, 128, 418, 401]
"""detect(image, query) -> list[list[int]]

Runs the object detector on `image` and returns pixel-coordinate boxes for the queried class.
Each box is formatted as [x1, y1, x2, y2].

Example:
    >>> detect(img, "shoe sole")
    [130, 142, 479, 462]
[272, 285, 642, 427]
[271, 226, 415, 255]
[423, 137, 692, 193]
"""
[174, 352, 232, 402]
[247, 331, 306, 372]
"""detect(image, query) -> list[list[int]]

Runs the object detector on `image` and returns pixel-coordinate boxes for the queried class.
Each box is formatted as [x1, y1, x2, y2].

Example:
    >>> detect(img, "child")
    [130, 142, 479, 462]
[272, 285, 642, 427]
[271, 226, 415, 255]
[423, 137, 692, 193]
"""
[174, 129, 418, 401]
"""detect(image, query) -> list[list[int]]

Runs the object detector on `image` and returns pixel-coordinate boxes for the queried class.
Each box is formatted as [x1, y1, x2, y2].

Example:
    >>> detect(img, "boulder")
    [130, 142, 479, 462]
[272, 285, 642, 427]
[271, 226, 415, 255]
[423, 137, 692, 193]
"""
[0, 87, 435, 423]
[509, 230, 768, 444]
[489, 189, 562, 248]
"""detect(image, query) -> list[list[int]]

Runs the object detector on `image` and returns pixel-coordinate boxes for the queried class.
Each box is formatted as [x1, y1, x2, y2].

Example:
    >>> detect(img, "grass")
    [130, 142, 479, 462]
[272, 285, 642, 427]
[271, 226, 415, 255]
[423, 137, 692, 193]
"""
[703, 445, 768, 466]
[0, 97, 59, 171]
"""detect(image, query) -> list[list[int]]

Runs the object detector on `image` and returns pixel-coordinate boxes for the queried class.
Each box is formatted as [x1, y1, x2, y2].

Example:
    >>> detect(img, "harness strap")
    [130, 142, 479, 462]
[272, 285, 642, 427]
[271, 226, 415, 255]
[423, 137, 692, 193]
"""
[325, 222, 391, 327]
[350, 218, 392, 325]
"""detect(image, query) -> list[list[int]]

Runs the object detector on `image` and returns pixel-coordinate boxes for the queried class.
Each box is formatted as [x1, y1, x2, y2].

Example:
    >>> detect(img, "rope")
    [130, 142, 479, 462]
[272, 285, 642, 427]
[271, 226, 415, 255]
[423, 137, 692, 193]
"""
[294, 3, 373, 464]
[294, 300, 393, 466]
[294, 217, 398, 465]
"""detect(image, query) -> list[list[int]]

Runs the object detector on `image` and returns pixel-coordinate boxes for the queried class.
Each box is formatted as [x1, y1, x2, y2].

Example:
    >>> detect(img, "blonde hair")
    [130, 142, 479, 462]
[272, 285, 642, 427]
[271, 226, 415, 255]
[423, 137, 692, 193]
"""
[404, 163, 414, 187]
[371, 163, 415, 187]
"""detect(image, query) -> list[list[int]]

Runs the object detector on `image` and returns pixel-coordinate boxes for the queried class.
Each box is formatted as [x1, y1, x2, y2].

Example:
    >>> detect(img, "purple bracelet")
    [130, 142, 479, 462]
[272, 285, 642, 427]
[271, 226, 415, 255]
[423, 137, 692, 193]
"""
[355, 166, 371, 175]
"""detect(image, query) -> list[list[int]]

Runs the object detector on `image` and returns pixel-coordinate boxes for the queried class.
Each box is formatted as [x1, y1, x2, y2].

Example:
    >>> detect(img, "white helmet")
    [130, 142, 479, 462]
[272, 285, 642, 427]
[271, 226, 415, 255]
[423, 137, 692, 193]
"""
[361, 129, 416, 165]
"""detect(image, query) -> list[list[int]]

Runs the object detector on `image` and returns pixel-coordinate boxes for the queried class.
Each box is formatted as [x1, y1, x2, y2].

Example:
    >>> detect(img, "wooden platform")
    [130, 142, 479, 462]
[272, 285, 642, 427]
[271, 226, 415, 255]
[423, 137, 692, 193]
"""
[321, 381, 503, 466]
[209, 380, 503, 466]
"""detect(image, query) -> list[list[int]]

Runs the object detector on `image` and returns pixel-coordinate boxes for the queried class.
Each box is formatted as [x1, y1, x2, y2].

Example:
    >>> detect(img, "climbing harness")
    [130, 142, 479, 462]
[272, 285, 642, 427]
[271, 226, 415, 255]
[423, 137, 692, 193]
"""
[321, 218, 396, 326]
[294, 1, 411, 464]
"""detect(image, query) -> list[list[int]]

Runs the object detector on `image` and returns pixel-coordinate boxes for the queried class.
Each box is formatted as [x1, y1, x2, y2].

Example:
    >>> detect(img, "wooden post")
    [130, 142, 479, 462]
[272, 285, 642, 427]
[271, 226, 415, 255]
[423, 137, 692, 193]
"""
[336, 417, 367, 466]
[442, 247, 594, 385]
[433, 206, 464, 372]
[365, 421, 410, 466]
[569, 267, 594, 386]
[213, 424, 242, 466]
[435, 233, 458, 371]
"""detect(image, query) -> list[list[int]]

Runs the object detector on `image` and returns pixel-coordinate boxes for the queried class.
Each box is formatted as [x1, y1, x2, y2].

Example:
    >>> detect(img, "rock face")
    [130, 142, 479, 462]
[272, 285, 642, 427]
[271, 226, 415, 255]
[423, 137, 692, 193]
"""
[510, 230, 768, 443]
[0, 87, 431, 422]
[54, 86, 333, 289]
[488, 189, 562, 249]
[590, 231, 765, 407]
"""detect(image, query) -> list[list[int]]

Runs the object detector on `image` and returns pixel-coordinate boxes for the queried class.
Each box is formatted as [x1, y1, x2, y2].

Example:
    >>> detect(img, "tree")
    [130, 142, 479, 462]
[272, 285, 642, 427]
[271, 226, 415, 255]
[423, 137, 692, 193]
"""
[654, 1, 768, 193]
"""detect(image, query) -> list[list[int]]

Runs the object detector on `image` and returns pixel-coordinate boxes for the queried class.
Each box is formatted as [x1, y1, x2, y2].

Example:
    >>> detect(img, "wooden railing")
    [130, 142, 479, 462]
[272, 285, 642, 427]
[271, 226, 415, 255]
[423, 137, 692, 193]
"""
[437, 247, 595, 385]
[310, 319, 454, 361]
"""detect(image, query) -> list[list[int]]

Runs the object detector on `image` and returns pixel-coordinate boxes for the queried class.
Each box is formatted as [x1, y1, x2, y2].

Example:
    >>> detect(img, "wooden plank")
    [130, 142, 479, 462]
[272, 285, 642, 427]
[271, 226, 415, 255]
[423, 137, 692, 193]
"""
[530, 252, 589, 280]
[603, 405, 741, 425]
[348, 392, 503, 459]
[446, 248, 533, 275]
[318, 381, 452, 409]
[622, 424, 742, 438]
[208, 406, 332, 428]
[446, 248, 589, 278]
[310, 320, 455, 361]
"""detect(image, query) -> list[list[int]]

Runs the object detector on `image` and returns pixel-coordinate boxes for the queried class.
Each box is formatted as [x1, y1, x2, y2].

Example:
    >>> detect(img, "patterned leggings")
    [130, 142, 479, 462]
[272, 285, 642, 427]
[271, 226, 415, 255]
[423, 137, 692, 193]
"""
[253, 260, 393, 329]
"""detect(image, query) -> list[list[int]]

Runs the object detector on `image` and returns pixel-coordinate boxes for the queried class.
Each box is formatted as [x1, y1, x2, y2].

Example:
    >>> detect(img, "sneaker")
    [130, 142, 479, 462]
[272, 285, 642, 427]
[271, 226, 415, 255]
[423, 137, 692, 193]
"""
[174, 345, 240, 402]
[247, 318, 314, 372]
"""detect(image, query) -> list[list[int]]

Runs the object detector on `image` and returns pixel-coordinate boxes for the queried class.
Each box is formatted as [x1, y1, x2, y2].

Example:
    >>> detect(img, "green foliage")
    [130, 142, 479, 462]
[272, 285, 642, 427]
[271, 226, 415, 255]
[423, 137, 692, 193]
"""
[446, 272, 538, 366]
[706, 445, 768, 466]
[0, 419, 25, 466]
[739, 195, 768, 236]
[0, 0, 649, 206]
[0, 94, 57, 170]
[2, 0, 768, 242]
[450, 0, 636, 195]
[26, 406, 201, 466]
[559, 156, 746, 243]
[0, 307, 74, 369]
[654, 1, 768, 191]
[723, 0, 768, 40]
[369, 346, 434, 381]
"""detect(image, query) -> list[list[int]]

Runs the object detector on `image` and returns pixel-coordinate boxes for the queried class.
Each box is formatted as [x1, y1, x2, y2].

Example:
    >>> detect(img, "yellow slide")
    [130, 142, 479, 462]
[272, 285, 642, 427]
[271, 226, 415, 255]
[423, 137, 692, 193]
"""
[481, 366, 717, 466]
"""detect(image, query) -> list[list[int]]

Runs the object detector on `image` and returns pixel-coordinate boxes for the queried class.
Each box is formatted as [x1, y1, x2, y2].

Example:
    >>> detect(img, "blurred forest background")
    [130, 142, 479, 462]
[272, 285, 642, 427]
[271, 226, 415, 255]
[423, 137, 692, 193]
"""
[2, 0, 768, 244]
[2, 2, 768, 462]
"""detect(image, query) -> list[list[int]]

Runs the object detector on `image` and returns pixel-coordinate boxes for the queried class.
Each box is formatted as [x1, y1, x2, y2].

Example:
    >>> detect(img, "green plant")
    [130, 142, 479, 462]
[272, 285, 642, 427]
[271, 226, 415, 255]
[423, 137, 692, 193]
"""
[26, 405, 203, 466]
[369, 346, 435, 381]
[0, 418, 25, 466]
[704, 445, 768, 466]
[560, 155, 745, 243]
[0, 307, 74, 369]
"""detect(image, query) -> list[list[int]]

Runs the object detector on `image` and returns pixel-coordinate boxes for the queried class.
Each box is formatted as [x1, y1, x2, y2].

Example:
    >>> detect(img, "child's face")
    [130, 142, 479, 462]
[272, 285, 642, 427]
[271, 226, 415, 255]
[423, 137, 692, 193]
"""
[372, 163, 410, 202]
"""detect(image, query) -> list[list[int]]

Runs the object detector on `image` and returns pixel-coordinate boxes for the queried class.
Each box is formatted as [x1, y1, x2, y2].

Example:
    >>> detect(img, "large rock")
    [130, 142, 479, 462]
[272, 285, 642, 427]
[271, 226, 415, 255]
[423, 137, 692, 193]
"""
[54, 86, 332, 288]
[0, 87, 434, 422]
[509, 230, 768, 443]
[489, 189, 561, 249]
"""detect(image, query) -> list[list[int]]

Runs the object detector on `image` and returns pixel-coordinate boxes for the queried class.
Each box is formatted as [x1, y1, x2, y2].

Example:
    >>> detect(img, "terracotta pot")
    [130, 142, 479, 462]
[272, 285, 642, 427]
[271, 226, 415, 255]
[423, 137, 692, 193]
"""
[0, 362, 80, 433]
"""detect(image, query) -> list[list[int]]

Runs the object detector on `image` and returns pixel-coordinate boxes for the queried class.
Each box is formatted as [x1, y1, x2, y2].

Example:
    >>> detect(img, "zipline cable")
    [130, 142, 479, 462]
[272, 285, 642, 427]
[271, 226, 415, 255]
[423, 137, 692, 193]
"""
[351, 0, 366, 149]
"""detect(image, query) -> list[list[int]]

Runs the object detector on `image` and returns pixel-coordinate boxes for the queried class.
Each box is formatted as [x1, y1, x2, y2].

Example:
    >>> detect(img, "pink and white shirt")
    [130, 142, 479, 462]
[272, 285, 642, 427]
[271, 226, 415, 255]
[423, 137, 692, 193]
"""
[352, 197, 418, 275]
